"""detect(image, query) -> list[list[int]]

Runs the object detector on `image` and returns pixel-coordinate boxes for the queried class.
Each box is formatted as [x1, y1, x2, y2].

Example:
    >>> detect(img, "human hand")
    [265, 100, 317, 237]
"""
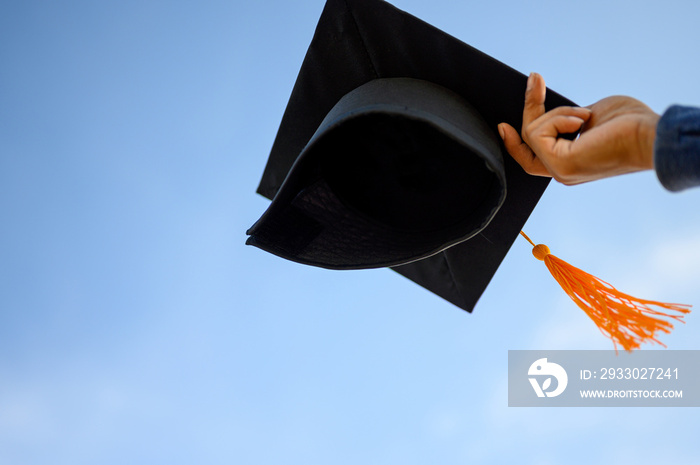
[498, 73, 660, 185]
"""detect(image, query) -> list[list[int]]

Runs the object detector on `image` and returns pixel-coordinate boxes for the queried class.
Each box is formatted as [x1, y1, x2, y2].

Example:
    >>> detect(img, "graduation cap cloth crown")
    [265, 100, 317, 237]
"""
[246, 0, 577, 312]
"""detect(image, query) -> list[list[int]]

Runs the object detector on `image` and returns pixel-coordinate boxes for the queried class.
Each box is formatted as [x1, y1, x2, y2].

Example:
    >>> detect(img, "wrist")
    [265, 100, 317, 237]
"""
[636, 113, 660, 170]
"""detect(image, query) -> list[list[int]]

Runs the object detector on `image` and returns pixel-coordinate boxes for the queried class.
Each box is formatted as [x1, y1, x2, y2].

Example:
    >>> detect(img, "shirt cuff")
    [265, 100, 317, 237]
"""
[654, 105, 700, 192]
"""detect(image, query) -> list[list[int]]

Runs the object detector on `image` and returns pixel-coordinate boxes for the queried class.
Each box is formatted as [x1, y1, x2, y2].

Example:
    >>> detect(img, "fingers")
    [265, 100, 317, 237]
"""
[498, 122, 550, 177]
[530, 105, 592, 127]
[533, 114, 588, 139]
[524, 106, 591, 151]
[500, 72, 593, 180]
[524, 83, 591, 137]
[522, 72, 546, 131]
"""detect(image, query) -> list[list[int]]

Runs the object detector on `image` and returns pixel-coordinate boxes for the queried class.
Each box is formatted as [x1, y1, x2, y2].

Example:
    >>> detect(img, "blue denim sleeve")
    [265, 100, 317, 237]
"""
[654, 105, 700, 192]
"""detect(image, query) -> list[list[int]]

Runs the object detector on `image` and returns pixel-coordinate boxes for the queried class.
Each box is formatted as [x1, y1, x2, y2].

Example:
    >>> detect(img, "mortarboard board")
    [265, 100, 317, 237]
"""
[245, 0, 578, 312]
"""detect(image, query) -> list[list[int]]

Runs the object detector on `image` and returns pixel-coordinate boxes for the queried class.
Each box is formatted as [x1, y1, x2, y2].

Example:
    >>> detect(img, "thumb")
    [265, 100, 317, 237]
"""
[498, 123, 551, 177]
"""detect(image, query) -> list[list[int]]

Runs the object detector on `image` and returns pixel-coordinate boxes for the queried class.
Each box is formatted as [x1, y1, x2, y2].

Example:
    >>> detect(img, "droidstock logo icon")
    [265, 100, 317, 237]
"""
[528, 358, 568, 398]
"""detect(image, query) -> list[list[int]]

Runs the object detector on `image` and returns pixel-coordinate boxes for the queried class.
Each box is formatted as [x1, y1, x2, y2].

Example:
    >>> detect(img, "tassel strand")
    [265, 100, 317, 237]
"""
[520, 231, 691, 352]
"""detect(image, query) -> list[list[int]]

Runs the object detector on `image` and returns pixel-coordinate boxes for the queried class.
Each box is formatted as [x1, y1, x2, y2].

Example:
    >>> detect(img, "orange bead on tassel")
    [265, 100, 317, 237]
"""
[519, 231, 691, 352]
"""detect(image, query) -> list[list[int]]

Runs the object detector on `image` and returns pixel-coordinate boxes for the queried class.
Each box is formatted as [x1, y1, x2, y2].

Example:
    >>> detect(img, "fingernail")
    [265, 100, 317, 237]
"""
[526, 72, 535, 92]
[498, 123, 505, 140]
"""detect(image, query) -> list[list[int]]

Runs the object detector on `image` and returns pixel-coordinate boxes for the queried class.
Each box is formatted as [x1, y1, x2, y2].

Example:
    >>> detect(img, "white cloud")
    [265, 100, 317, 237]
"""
[650, 233, 700, 288]
[0, 386, 53, 441]
[527, 295, 614, 350]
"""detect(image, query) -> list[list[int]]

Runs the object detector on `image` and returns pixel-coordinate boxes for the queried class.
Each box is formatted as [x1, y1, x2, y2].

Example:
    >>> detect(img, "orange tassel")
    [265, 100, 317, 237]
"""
[520, 231, 691, 352]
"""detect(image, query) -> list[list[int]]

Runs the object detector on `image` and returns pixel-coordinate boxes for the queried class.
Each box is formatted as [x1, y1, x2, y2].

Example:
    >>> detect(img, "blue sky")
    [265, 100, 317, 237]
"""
[2, 1, 700, 464]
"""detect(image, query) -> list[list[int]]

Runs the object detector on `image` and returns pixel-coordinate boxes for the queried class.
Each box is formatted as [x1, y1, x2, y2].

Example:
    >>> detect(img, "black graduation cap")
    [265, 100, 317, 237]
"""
[246, 0, 577, 312]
